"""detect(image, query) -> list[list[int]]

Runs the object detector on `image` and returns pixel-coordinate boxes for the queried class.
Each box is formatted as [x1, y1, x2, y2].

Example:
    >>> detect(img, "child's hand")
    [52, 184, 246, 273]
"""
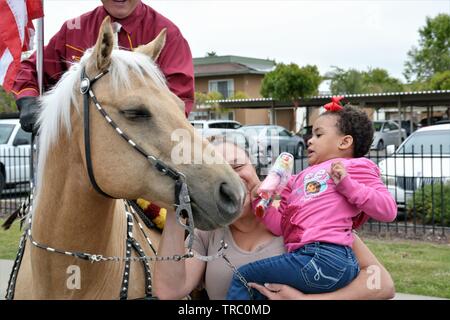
[329, 161, 347, 185]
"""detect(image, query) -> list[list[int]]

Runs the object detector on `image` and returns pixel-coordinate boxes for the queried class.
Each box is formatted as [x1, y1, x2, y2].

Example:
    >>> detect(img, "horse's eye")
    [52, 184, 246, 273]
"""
[120, 109, 152, 120]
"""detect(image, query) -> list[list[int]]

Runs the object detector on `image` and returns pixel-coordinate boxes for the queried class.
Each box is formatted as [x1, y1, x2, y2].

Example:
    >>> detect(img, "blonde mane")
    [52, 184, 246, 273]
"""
[36, 49, 168, 195]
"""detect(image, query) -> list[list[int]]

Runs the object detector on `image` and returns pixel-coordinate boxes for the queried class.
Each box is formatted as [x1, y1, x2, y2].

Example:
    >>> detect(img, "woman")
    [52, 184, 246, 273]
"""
[153, 136, 395, 300]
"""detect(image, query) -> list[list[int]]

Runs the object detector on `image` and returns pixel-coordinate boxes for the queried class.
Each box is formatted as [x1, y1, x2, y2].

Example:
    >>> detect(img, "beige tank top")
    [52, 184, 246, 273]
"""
[186, 227, 286, 300]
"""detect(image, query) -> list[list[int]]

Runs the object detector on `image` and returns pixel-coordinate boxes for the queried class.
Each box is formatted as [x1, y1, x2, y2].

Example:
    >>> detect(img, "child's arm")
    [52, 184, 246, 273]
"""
[251, 175, 295, 236]
[332, 160, 397, 222]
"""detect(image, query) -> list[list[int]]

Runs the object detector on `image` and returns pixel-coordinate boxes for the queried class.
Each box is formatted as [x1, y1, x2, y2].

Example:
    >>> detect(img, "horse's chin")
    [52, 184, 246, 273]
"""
[190, 200, 237, 231]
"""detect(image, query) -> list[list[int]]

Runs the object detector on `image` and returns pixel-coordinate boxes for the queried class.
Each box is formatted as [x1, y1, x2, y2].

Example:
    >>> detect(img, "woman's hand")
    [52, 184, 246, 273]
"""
[329, 161, 347, 185]
[248, 282, 307, 300]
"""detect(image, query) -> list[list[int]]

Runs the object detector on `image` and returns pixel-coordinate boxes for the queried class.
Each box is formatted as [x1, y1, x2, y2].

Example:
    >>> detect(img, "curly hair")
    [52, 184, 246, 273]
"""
[321, 105, 374, 157]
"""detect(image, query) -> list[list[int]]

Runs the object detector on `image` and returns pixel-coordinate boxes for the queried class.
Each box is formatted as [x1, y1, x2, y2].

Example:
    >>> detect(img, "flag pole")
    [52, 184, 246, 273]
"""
[31, 0, 44, 188]
[36, 0, 44, 96]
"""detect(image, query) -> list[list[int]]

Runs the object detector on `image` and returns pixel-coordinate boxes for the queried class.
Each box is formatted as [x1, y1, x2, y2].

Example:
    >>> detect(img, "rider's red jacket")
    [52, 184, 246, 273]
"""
[12, 2, 194, 116]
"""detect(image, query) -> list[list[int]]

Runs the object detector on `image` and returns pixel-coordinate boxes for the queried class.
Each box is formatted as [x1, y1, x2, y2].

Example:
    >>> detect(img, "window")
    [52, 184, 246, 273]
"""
[210, 111, 235, 121]
[0, 124, 15, 144]
[209, 122, 228, 129]
[388, 122, 399, 131]
[279, 129, 291, 137]
[397, 131, 450, 154]
[208, 79, 234, 99]
[13, 128, 31, 145]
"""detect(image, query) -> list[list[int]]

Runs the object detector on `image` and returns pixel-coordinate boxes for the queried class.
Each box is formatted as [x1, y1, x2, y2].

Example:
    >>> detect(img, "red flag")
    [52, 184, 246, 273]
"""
[0, 0, 43, 91]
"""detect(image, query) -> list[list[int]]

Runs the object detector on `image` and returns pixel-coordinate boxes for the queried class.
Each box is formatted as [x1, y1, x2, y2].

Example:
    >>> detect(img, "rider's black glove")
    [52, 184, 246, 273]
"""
[16, 96, 40, 134]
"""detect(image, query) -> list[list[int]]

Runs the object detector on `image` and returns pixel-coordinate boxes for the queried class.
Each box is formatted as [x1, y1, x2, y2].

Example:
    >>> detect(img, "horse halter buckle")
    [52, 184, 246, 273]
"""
[80, 77, 91, 95]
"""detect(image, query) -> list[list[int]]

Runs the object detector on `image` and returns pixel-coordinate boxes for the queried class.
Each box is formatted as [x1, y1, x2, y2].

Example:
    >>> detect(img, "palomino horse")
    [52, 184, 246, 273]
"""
[6, 17, 245, 299]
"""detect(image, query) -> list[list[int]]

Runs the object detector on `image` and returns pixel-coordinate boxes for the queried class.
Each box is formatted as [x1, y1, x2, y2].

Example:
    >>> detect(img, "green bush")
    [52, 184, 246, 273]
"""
[407, 182, 450, 227]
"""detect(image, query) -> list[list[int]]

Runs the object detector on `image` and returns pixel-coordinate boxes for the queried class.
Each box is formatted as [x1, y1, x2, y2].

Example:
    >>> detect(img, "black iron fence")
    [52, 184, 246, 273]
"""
[254, 143, 450, 238]
[0, 148, 31, 217]
[0, 141, 449, 238]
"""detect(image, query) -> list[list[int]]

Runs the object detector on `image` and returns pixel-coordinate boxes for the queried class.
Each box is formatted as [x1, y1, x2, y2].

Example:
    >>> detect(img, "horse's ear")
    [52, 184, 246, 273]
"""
[92, 16, 114, 71]
[134, 28, 166, 61]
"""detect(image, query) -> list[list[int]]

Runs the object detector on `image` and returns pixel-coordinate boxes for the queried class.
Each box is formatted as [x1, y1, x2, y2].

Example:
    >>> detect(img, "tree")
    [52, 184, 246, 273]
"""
[363, 68, 404, 93]
[260, 63, 321, 107]
[326, 66, 403, 95]
[326, 67, 366, 95]
[228, 91, 248, 100]
[429, 70, 450, 90]
[404, 13, 450, 82]
[0, 86, 17, 113]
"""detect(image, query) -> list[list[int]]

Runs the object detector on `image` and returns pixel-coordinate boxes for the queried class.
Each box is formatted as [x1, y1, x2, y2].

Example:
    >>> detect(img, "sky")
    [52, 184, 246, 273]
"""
[40, 0, 450, 88]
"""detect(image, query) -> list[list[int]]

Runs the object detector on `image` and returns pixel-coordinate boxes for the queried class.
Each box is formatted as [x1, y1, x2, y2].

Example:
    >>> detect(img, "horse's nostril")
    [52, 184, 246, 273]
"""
[219, 183, 233, 203]
[217, 182, 240, 217]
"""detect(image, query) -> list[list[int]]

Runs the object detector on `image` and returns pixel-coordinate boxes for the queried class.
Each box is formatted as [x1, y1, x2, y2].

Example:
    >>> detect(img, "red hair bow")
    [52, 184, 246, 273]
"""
[324, 96, 344, 111]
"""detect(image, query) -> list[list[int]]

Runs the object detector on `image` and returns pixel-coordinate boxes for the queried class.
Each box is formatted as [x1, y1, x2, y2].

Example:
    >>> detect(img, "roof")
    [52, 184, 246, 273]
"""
[417, 124, 450, 132]
[207, 90, 450, 109]
[0, 118, 19, 124]
[194, 55, 276, 77]
[190, 120, 241, 124]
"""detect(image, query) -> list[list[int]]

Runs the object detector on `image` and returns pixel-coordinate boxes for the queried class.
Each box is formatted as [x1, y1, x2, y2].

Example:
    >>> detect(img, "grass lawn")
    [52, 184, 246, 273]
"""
[0, 220, 449, 298]
[0, 221, 23, 260]
[364, 238, 450, 299]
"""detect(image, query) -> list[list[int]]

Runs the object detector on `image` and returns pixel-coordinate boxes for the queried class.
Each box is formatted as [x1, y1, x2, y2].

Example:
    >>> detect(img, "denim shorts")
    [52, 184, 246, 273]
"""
[226, 242, 360, 299]
[297, 242, 360, 292]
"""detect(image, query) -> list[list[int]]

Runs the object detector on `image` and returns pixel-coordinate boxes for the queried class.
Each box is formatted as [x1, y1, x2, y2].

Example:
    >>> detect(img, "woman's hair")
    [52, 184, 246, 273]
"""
[321, 105, 374, 158]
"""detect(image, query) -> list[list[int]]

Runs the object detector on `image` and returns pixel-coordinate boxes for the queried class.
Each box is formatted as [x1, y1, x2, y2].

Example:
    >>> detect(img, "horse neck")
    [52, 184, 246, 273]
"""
[32, 132, 123, 251]
[30, 131, 127, 299]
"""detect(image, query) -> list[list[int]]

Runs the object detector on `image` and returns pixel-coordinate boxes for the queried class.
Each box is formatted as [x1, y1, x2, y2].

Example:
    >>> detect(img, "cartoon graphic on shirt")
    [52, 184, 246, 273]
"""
[303, 169, 330, 199]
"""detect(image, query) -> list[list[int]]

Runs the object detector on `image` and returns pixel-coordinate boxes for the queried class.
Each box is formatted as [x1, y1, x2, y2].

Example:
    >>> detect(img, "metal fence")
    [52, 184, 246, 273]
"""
[0, 141, 449, 238]
[0, 148, 31, 217]
[254, 143, 450, 238]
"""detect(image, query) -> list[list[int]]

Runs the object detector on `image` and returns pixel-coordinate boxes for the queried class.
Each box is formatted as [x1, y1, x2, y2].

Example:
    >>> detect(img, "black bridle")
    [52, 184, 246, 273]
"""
[80, 67, 181, 198]
[79, 65, 196, 249]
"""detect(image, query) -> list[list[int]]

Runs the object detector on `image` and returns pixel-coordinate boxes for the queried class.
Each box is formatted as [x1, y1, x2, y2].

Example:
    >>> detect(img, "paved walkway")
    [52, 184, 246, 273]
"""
[0, 259, 448, 300]
[0, 259, 13, 299]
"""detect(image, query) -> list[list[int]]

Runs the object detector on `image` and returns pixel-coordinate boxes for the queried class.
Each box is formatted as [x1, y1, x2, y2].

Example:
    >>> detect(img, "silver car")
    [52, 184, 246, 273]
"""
[238, 125, 305, 164]
[371, 120, 407, 150]
[378, 124, 450, 208]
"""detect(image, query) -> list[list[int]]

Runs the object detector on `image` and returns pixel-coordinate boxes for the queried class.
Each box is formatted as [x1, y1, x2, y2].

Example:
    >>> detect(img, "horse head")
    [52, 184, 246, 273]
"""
[37, 17, 245, 230]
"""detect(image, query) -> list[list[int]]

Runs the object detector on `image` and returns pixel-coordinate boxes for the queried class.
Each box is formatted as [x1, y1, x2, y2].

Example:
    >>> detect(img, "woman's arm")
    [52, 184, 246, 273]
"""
[249, 234, 395, 300]
[153, 210, 206, 300]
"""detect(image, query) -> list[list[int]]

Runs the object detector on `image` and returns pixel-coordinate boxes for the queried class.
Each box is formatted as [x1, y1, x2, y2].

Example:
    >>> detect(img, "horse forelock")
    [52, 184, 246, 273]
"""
[35, 48, 168, 201]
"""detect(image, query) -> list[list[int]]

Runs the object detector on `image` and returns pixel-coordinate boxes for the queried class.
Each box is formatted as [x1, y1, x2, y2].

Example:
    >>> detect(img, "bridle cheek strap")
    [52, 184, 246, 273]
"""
[80, 67, 114, 198]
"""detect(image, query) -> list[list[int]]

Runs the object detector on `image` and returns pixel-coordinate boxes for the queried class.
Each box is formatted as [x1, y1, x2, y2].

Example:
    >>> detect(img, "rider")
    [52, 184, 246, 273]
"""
[12, 0, 194, 133]
[12, 1, 194, 225]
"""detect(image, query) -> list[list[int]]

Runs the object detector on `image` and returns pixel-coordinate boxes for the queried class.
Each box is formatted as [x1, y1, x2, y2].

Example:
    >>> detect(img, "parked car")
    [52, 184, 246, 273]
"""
[377, 124, 450, 208]
[419, 116, 444, 127]
[434, 119, 450, 125]
[190, 120, 242, 130]
[400, 120, 419, 136]
[0, 119, 32, 194]
[371, 120, 407, 150]
[196, 129, 249, 152]
[296, 125, 313, 146]
[238, 125, 305, 164]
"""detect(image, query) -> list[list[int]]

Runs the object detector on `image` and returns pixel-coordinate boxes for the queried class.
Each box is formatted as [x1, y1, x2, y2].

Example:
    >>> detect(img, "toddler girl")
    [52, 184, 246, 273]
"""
[226, 98, 397, 299]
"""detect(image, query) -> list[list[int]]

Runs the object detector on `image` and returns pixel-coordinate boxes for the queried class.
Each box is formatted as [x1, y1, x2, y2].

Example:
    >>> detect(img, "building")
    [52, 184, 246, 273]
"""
[214, 90, 450, 133]
[191, 55, 278, 125]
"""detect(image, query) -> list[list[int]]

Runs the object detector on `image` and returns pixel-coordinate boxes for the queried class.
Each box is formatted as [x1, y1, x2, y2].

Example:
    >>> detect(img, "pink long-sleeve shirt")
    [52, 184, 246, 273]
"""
[253, 157, 397, 252]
